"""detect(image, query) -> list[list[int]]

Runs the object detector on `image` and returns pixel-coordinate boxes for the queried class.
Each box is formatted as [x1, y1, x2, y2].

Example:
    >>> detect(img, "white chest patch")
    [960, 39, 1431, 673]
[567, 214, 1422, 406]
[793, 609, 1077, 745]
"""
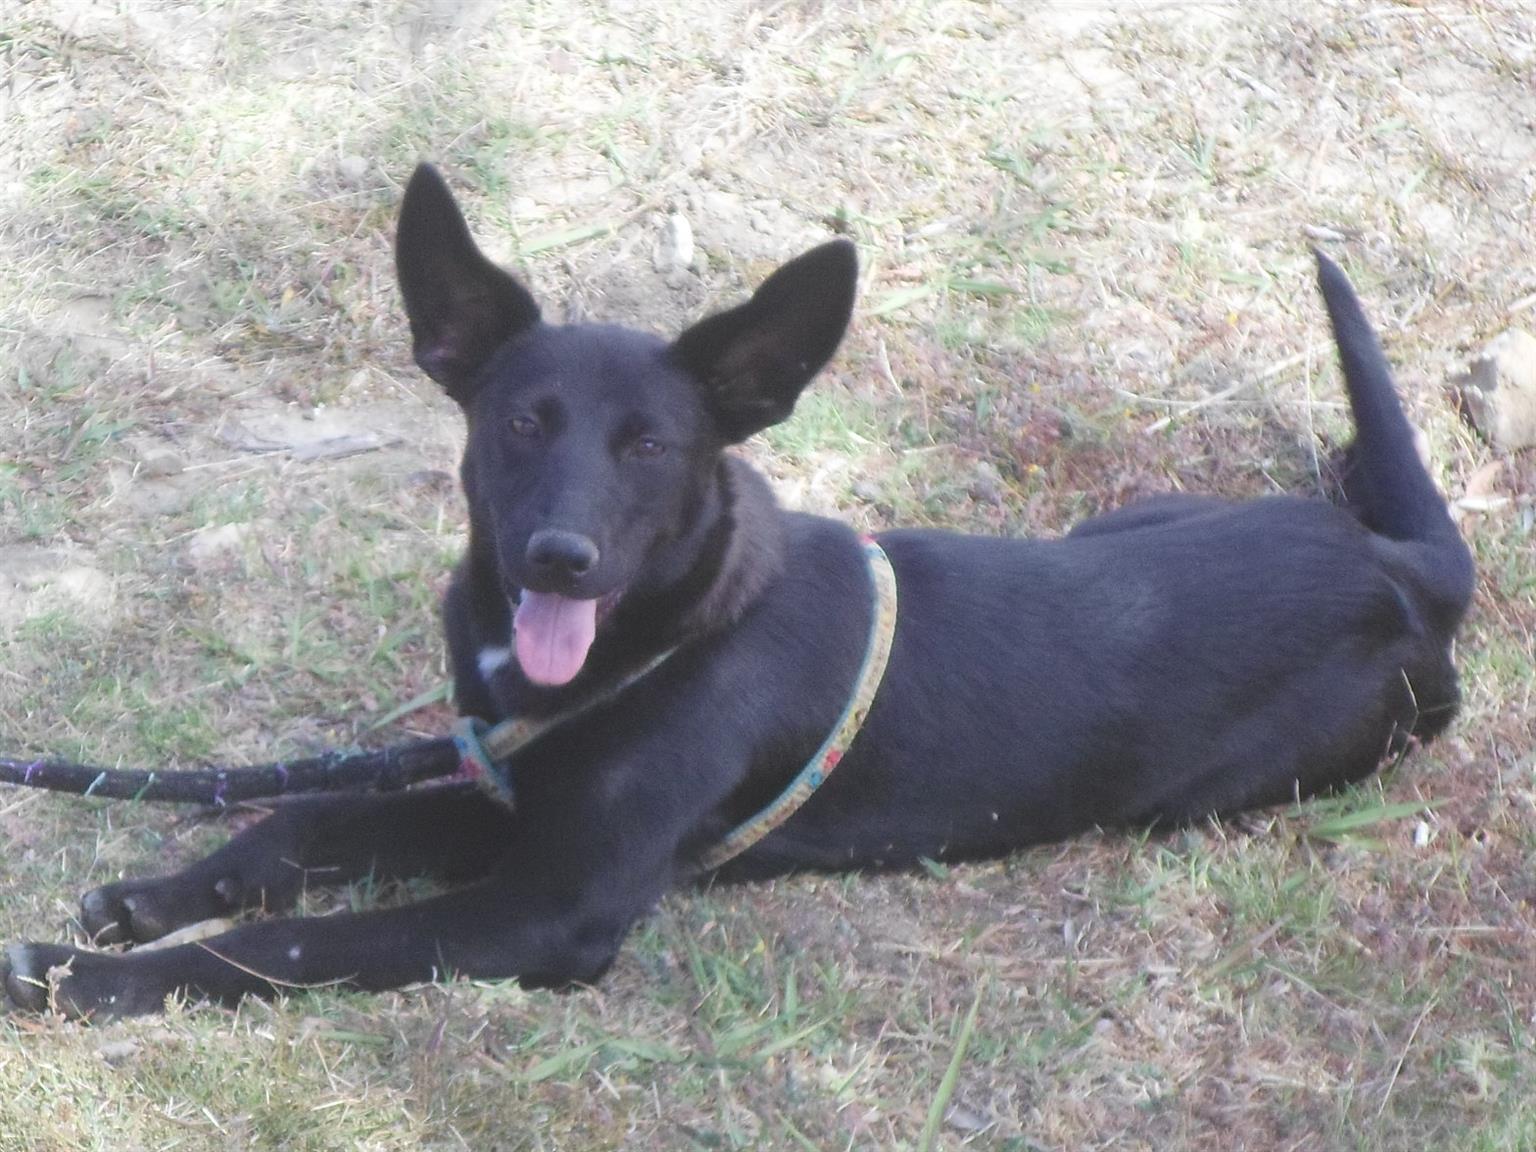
[477, 645, 513, 678]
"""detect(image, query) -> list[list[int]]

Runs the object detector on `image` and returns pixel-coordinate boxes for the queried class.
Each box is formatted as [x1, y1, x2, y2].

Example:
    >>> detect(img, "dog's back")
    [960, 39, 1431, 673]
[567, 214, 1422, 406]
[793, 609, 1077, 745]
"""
[705, 255, 1474, 875]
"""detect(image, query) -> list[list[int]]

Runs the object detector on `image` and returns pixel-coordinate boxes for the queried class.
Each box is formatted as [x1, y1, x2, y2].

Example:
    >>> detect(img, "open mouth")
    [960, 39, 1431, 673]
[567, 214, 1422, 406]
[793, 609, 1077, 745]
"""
[512, 588, 622, 686]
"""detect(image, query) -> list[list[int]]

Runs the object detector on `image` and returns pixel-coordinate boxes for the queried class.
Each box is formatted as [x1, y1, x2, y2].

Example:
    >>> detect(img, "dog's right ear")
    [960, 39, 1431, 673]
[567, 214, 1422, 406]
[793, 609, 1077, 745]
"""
[395, 164, 541, 403]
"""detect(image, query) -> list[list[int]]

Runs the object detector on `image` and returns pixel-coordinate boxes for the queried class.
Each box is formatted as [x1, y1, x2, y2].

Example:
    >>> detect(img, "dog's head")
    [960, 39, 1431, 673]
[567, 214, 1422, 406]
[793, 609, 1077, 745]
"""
[396, 163, 857, 686]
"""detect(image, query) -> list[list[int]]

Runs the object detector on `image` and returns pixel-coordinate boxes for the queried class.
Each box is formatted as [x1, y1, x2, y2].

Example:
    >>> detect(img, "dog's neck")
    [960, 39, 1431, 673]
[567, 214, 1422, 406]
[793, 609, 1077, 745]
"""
[679, 454, 786, 637]
[613, 453, 785, 651]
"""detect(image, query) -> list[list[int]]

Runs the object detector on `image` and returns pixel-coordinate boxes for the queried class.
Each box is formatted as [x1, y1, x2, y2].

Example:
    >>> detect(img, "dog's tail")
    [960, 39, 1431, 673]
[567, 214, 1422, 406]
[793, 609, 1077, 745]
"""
[1315, 250, 1474, 623]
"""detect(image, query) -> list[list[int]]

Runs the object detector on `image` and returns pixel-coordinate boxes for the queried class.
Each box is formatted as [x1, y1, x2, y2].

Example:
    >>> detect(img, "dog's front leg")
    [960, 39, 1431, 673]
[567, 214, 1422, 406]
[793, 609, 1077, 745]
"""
[78, 784, 513, 947]
[4, 871, 628, 1021]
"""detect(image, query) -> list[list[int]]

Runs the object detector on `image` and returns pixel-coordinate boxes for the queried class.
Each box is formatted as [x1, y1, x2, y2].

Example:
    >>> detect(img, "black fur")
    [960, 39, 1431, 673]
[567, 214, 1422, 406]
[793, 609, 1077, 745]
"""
[2, 165, 1473, 1020]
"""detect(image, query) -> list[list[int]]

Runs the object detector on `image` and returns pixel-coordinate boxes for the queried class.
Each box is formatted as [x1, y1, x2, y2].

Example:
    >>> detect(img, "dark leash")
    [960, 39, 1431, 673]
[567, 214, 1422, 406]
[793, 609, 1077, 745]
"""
[0, 638, 679, 809]
[0, 540, 900, 870]
[0, 737, 460, 805]
[0, 665, 673, 807]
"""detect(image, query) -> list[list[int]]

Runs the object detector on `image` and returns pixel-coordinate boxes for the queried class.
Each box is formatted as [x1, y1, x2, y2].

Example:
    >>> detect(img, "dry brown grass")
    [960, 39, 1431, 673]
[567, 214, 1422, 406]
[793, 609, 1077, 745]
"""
[2, 1, 1533, 1148]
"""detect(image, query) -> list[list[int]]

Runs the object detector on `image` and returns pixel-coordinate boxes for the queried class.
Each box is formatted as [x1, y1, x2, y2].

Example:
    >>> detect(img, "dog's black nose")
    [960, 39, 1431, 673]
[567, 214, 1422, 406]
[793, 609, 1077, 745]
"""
[525, 529, 600, 581]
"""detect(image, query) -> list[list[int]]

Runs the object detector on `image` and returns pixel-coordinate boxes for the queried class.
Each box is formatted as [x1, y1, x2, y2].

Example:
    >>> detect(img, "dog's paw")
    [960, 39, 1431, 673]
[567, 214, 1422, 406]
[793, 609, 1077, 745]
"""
[4, 942, 98, 1019]
[3, 942, 160, 1022]
[2, 942, 63, 1013]
[81, 874, 241, 945]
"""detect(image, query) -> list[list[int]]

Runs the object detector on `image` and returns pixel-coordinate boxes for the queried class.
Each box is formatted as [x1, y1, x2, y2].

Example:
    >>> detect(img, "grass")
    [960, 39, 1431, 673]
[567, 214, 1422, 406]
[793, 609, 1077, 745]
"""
[3, 0, 1535, 1148]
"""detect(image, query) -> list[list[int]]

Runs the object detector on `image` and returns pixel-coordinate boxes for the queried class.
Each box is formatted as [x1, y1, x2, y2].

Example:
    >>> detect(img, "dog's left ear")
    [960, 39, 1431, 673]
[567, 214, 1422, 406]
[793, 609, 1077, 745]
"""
[396, 163, 542, 403]
[671, 240, 857, 442]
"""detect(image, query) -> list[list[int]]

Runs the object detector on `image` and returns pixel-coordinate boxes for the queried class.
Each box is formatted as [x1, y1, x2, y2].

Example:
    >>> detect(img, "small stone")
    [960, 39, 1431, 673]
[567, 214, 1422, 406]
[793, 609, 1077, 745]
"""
[652, 213, 694, 273]
[403, 468, 455, 493]
[188, 522, 252, 566]
[137, 446, 185, 478]
[969, 461, 1003, 505]
[97, 1039, 141, 1065]
[944, 1102, 991, 1133]
[337, 154, 369, 185]
[1457, 329, 1536, 450]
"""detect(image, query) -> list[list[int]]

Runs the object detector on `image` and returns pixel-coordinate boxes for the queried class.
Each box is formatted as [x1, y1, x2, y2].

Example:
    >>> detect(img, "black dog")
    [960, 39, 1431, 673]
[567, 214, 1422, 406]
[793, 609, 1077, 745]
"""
[2, 165, 1473, 1019]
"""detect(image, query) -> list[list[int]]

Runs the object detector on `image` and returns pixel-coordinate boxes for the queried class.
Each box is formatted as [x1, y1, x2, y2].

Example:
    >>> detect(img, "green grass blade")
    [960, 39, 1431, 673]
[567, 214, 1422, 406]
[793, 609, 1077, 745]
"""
[520, 1042, 600, 1083]
[365, 680, 451, 731]
[868, 284, 935, 316]
[519, 222, 613, 256]
[1306, 800, 1432, 844]
[918, 981, 985, 1152]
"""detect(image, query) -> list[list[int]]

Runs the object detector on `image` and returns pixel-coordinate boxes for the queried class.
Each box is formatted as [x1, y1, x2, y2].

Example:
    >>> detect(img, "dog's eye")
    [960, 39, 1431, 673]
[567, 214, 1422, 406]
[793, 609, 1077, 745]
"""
[508, 415, 540, 438]
[630, 436, 666, 459]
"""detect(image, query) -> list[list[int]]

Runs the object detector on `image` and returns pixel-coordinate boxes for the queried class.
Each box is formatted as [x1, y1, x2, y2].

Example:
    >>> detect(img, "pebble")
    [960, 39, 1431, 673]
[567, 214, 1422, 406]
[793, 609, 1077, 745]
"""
[652, 213, 694, 274]
[97, 1039, 141, 1065]
[969, 461, 1004, 505]
[1457, 328, 1536, 450]
[337, 154, 369, 185]
[187, 522, 252, 566]
[137, 446, 185, 478]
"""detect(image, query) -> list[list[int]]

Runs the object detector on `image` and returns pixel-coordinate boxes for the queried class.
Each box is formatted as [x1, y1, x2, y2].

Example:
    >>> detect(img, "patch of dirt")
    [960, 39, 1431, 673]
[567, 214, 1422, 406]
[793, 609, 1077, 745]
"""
[0, 545, 113, 630]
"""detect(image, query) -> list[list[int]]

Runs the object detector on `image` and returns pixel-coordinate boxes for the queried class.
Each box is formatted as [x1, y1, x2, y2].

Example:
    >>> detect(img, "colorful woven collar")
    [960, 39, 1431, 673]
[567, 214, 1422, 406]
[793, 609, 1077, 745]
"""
[697, 537, 897, 871]
[451, 538, 899, 870]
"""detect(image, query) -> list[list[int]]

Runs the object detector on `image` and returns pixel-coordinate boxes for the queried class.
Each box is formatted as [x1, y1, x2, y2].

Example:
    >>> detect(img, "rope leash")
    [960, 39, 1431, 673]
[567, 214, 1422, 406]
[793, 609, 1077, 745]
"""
[0, 738, 459, 805]
[0, 540, 899, 872]
[0, 647, 680, 807]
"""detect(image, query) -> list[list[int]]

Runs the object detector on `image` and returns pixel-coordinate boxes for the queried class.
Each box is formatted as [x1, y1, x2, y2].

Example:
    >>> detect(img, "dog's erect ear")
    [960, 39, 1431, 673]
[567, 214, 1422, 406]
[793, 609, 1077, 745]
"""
[670, 240, 857, 442]
[395, 163, 541, 402]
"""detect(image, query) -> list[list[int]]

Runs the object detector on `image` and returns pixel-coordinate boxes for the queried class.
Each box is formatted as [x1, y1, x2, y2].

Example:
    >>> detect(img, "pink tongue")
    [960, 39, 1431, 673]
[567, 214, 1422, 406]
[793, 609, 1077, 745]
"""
[514, 591, 598, 686]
